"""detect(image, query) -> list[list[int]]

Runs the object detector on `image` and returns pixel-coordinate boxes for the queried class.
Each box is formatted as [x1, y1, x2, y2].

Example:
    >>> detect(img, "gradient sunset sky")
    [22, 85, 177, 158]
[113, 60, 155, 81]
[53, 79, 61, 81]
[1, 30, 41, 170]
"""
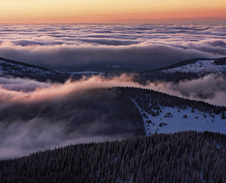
[0, 0, 226, 23]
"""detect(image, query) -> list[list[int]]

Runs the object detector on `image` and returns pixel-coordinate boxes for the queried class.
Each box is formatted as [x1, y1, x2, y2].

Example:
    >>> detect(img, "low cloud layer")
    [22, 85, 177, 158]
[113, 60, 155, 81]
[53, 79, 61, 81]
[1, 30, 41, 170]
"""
[0, 24, 225, 71]
[0, 74, 225, 105]
[158, 74, 226, 106]
[0, 77, 50, 92]
[0, 118, 129, 159]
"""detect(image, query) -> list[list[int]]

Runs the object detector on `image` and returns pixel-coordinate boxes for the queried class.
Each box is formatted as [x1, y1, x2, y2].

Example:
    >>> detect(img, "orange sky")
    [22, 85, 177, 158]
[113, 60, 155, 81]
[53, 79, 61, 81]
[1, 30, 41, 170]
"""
[0, 0, 226, 23]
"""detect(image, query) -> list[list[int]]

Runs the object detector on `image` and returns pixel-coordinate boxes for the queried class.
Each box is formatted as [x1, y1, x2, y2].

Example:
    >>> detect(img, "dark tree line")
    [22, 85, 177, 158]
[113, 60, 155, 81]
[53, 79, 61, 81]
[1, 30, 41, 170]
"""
[0, 131, 225, 183]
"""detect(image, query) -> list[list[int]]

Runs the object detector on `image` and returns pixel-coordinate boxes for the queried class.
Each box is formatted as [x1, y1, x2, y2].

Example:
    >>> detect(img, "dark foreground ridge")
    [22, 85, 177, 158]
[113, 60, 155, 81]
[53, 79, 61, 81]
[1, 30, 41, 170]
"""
[0, 131, 225, 183]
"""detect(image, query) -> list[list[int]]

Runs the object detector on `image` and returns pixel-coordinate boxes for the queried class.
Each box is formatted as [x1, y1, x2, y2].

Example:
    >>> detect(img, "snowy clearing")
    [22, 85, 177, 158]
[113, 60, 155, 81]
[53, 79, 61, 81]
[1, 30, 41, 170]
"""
[132, 98, 226, 135]
[162, 60, 226, 77]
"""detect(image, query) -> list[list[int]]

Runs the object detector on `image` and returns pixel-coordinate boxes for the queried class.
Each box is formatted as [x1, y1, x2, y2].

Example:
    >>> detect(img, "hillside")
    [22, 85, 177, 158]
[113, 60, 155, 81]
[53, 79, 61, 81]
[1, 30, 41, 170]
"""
[0, 57, 104, 82]
[0, 87, 225, 137]
[119, 87, 226, 135]
[0, 57, 70, 82]
[0, 88, 145, 138]
[0, 87, 225, 159]
[0, 131, 225, 183]
[1, 56, 226, 83]
[154, 57, 226, 73]
[0, 88, 145, 159]
[140, 57, 226, 82]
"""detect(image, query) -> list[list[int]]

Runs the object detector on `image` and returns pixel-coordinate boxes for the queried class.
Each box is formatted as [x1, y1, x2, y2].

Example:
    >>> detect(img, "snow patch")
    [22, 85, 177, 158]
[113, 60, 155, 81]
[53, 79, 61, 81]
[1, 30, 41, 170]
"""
[132, 98, 226, 135]
[162, 60, 226, 77]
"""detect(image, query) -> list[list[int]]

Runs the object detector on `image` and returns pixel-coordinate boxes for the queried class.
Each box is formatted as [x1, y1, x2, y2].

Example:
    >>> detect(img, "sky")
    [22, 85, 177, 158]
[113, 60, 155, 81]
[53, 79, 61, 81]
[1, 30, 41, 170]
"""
[0, 0, 226, 23]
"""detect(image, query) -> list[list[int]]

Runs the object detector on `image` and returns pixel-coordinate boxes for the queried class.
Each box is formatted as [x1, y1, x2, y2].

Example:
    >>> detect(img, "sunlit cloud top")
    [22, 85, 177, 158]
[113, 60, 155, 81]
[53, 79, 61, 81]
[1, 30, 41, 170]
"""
[0, 0, 226, 23]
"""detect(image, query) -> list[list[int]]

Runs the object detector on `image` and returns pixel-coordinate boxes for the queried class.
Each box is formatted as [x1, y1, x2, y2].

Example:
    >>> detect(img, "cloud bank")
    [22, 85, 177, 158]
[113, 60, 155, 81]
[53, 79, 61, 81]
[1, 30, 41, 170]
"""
[0, 74, 225, 107]
[0, 118, 129, 159]
[0, 24, 225, 71]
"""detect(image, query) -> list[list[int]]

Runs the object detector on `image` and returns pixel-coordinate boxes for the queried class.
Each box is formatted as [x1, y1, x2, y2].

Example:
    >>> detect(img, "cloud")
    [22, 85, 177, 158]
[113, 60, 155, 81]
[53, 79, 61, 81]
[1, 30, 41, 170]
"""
[78, 38, 140, 46]
[0, 118, 128, 159]
[0, 77, 50, 92]
[186, 39, 226, 55]
[155, 74, 226, 106]
[0, 24, 225, 71]
[0, 43, 220, 71]
[0, 73, 225, 106]
[0, 75, 138, 103]
[206, 40, 226, 47]
[12, 40, 65, 46]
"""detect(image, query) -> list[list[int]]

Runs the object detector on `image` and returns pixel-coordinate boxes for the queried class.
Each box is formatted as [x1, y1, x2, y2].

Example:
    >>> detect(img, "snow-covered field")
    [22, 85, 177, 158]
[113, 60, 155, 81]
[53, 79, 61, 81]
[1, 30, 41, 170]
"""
[132, 99, 226, 135]
[162, 60, 226, 77]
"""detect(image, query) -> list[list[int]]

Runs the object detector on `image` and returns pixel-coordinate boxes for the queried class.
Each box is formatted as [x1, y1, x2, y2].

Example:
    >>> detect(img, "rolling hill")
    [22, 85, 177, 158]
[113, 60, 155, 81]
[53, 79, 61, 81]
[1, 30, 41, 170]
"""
[140, 57, 226, 82]
[0, 57, 104, 82]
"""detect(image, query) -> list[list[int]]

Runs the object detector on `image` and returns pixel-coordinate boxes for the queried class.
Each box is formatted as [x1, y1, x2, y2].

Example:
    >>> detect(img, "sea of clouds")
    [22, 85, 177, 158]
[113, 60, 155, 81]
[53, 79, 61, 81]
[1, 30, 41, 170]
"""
[0, 24, 226, 71]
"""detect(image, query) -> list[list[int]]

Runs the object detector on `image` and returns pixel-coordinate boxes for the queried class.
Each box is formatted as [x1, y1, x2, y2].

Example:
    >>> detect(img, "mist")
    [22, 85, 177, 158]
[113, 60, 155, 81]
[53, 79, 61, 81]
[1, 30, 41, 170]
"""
[0, 118, 130, 159]
[0, 74, 225, 105]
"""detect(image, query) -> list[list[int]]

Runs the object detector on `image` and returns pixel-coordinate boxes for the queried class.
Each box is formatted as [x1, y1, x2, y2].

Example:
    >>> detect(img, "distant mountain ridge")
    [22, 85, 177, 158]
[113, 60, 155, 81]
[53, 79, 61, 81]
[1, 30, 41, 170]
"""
[140, 57, 226, 82]
[0, 57, 69, 82]
[153, 57, 226, 72]
[1, 56, 226, 83]
[0, 57, 52, 71]
[0, 57, 103, 82]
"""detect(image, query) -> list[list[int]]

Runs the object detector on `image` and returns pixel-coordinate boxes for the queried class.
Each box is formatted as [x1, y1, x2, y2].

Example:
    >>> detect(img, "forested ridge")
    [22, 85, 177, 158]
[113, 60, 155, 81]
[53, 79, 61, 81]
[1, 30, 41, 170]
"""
[118, 87, 226, 115]
[0, 131, 225, 183]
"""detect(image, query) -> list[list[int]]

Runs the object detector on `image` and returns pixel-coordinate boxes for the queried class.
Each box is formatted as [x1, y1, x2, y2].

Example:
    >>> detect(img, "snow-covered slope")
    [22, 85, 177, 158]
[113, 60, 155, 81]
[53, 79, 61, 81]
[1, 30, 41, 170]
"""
[162, 59, 226, 77]
[139, 57, 226, 82]
[132, 98, 226, 135]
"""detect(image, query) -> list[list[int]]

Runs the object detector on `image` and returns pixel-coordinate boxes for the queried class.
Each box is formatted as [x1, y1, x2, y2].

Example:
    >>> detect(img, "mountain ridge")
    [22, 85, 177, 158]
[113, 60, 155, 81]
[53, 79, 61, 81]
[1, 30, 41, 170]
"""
[139, 57, 226, 82]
